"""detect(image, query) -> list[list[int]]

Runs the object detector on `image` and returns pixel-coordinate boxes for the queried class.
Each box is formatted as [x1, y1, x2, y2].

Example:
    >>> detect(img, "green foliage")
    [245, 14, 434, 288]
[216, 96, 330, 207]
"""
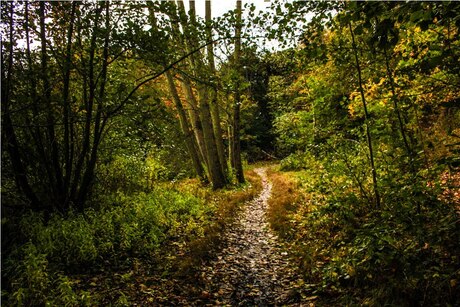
[315, 197, 459, 305]
[267, 10, 459, 303]
[3, 187, 210, 304]
[2, 0, 460, 304]
[98, 154, 153, 193]
[269, 162, 459, 305]
[274, 112, 312, 156]
[4, 243, 92, 306]
[96, 79, 194, 195]
[279, 151, 310, 171]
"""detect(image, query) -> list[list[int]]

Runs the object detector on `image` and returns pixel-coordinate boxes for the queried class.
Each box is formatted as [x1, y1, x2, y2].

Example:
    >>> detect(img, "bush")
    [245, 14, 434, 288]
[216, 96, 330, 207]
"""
[280, 151, 310, 171]
[3, 187, 209, 304]
[267, 166, 460, 306]
[4, 243, 92, 306]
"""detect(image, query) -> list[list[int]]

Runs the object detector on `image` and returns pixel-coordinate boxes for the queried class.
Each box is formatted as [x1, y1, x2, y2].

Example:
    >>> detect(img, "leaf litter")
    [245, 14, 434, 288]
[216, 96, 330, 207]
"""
[198, 167, 308, 306]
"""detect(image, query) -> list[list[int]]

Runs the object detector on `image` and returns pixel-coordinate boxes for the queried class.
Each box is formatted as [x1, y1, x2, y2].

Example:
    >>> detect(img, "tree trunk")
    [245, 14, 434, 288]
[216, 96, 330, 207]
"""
[206, 0, 228, 177]
[349, 22, 381, 209]
[232, 0, 245, 184]
[383, 44, 421, 213]
[148, 2, 207, 181]
[70, 4, 103, 206]
[198, 87, 227, 189]
[180, 77, 208, 167]
[175, 0, 227, 188]
[151, 2, 208, 169]
[166, 71, 206, 180]
[25, 2, 53, 197]
[383, 45, 411, 156]
[76, 2, 110, 208]
[62, 2, 77, 207]
[228, 122, 233, 168]
[40, 1, 64, 204]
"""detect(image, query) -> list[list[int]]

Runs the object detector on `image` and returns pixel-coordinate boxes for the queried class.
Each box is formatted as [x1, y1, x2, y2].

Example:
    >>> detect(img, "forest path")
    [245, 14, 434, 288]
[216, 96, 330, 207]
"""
[200, 167, 303, 306]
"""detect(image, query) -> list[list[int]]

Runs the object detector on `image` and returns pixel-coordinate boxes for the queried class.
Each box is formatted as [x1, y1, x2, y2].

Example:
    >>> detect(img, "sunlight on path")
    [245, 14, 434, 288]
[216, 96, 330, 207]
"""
[200, 167, 302, 305]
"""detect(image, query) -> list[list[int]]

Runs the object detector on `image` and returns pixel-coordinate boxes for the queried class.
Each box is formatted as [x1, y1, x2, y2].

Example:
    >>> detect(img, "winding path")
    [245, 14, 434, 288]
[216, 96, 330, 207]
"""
[200, 167, 303, 305]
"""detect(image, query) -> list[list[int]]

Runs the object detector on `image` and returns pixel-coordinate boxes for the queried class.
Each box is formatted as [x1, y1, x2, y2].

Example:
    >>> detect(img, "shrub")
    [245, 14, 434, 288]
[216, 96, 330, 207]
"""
[3, 186, 209, 304]
[280, 151, 309, 171]
[267, 166, 460, 306]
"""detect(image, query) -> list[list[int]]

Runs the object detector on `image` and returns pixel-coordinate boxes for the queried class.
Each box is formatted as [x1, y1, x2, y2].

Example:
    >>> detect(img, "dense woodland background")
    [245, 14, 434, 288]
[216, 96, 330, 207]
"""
[1, 1, 459, 305]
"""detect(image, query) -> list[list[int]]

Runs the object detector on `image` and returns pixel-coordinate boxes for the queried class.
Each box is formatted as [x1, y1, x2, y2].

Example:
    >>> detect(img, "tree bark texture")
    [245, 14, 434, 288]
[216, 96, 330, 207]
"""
[206, 0, 228, 177]
[232, 0, 245, 184]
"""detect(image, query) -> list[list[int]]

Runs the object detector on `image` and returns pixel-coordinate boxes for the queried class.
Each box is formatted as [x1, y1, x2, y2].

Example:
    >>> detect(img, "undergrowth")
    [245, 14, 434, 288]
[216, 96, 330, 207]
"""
[266, 164, 459, 306]
[1, 169, 262, 305]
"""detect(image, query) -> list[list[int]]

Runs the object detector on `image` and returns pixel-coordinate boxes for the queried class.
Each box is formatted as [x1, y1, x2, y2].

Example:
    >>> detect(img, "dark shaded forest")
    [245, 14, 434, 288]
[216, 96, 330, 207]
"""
[1, 1, 459, 305]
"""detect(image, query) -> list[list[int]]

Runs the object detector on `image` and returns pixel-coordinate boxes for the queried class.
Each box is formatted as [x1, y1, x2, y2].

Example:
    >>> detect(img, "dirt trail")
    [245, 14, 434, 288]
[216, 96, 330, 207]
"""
[200, 167, 303, 306]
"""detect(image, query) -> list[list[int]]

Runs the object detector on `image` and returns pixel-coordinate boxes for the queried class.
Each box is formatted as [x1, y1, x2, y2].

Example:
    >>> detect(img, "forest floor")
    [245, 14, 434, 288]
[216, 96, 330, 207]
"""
[78, 166, 311, 305]
[6, 164, 458, 305]
[197, 167, 306, 306]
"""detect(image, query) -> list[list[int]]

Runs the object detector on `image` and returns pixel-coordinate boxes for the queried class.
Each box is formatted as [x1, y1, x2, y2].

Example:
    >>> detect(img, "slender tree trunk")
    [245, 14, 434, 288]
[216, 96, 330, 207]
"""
[232, 0, 245, 183]
[228, 123, 233, 169]
[158, 2, 208, 168]
[383, 45, 412, 158]
[225, 92, 234, 168]
[70, 4, 103, 205]
[231, 93, 244, 183]
[166, 71, 207, 180]
[383, 45, 421, 213]
[1, 104, 41, 209]
[180, 77, 208, 166]
[25, 2, 53, 194]
[62, 2, 77, 207]
[177, 1, 201, 73]
[206, 0, 228, 176]
[148, 3, 207, 181]
[76, 2, 110, 208]
[175, 0, 226, 188]
[198, 87, 226, 188]
[349, 22, 381, 209]
[40, 1, 64, 204]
